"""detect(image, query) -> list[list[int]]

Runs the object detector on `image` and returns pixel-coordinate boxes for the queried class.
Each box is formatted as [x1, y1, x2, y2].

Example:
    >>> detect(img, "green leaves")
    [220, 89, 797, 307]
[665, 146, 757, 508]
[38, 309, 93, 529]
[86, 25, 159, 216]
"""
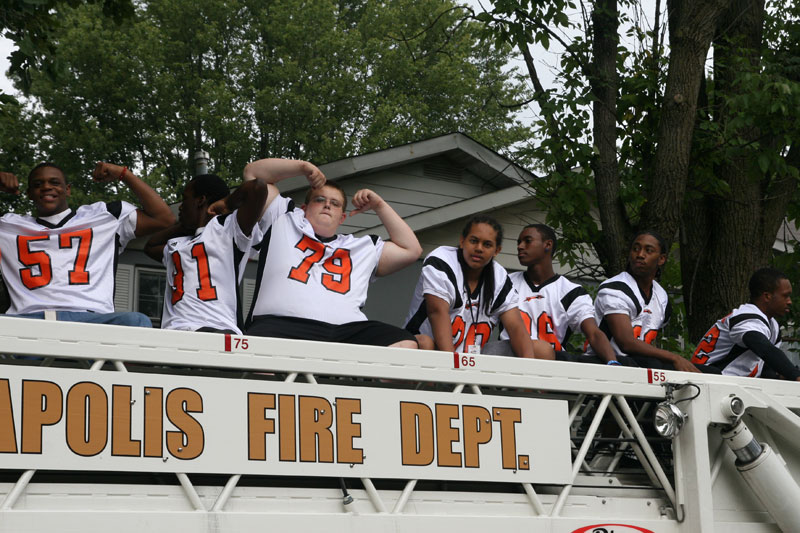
[3, 0, 531, 204]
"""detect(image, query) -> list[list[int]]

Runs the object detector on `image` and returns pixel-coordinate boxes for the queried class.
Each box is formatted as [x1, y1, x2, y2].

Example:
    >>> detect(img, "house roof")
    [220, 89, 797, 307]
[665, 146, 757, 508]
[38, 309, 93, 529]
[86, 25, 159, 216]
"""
[278, 132, 538, 194]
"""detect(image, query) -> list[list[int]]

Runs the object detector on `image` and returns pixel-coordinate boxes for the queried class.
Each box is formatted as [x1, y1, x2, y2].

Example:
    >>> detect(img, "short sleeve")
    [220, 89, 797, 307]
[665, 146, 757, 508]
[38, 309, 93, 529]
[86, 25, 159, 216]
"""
[369, 235, 385, 283]
[116, 201, 138, 250]
[491, 274, 519, 317]
[729, 315, 772, 346]
[566, 291, 596, 331]
[258, 195, 292, 233]
[224, 211, 265, 252]
[595, 289, 636, 319]
[422, 261, 456, 307]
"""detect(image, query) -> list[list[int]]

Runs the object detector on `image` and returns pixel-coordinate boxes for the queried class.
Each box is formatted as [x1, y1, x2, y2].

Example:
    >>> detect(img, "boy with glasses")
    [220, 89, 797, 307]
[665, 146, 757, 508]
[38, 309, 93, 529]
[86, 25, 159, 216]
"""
[218, 158, 421, 348]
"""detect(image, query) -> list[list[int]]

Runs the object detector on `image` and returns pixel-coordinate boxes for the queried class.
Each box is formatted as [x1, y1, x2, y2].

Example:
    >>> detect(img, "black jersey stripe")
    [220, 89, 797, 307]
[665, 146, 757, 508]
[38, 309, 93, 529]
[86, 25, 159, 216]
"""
[423, 256, 462, 309]
[561, 286, 588, 312]
[491, 276, 514, 314]
[233, 243, 245, 332]
[369, 234, 379, 245]
[35, 210, 77, 229]
[600, 281, 642, 316]
[728, 313, 770, 329]
[245, 226, 273, 328]
[404, 300, 428, 335]
[711, 344, 749, 371]
[105, 200, 123, 219]
[524, 273, 560, 293]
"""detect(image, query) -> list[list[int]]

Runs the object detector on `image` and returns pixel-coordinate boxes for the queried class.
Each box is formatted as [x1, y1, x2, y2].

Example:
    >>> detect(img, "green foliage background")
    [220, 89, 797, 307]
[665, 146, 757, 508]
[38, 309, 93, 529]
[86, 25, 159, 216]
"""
[2, 0, 532, 206]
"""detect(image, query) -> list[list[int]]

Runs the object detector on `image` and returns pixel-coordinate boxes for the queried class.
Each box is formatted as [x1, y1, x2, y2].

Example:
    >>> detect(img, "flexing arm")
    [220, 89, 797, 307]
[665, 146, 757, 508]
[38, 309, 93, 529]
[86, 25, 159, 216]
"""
[605, 313, 700, 372]
[0, 172, 20, 195]
[424, 294, 456, 352]
[143, 223, 192, 262]
[581, 318, 620, 364]
[207, 179, 270, 236]
[93, 162, 175, 237]
[350, 189, 422, 276]
[742, 331, 800, 381]
[236, 158, 325, 216]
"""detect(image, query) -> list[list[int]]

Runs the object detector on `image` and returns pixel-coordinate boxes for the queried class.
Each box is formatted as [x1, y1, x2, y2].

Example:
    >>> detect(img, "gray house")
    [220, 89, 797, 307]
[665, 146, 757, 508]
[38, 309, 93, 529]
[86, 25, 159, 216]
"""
[113, 133, 562, 328]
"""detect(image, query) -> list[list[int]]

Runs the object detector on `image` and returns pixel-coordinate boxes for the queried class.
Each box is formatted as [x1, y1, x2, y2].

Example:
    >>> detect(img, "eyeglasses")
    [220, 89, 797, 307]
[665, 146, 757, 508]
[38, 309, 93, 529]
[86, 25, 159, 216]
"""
[311, 196, 343, 209]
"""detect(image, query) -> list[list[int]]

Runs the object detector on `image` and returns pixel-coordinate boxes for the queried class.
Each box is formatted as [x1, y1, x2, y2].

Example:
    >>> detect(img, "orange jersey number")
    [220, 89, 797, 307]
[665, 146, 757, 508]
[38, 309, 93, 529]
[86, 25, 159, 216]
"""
[288, 235, 352, 295]
[17, 230, 94, 290]
[170, 243, 218, 305]
[632, 325, 658, 345]
[452, 316, 491, 349]
[518, 310, 562, 350]
[692, 325, 720, 364]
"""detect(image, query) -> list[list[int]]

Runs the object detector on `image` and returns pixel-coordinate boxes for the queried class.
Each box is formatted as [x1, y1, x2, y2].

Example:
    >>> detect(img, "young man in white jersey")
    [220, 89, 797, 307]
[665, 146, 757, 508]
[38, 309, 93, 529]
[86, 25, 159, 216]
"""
[692, 267, 799, 380]
[223, 158, 421, 348]
[144, 174, 269, 334]
[483, 224, 624, 365]
[404, 215, 541, 358]
[588, 230, 716, 373]
[0, 162, 174, 325]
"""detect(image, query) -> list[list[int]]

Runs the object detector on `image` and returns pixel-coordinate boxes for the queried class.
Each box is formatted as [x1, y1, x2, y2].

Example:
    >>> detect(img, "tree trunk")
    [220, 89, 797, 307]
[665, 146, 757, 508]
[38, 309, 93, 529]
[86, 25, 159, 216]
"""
[590, 0, 630, 276]
[679, 0, 798, 342]
[641, 0, 731, 244]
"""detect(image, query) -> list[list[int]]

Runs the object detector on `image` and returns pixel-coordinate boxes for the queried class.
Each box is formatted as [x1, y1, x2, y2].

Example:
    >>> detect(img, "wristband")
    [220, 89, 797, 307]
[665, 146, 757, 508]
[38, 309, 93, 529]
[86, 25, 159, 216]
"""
[607, 360, 622, 366]
[118, 166, 128, 181]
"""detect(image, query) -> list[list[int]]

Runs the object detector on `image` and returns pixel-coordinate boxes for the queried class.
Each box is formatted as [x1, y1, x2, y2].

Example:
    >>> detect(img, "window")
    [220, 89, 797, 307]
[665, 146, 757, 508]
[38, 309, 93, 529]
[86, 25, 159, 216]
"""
[135, 267, 166, 328]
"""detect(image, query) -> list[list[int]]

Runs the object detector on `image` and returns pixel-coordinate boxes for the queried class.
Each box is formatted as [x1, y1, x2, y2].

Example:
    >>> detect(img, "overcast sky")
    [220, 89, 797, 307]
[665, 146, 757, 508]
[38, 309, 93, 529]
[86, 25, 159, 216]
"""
[0, 37, 13, 95]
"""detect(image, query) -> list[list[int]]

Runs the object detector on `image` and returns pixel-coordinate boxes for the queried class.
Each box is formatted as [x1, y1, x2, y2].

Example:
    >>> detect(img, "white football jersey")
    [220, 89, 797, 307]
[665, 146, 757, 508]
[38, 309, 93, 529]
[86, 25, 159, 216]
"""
[161, 212, 262, 334]
[248, 196, 384, 325]
[0, 201, 137, 314]
[404, 246, 518, 352]
[587, 271, 671, 358]
[691, 303, 780, 377]
[499, 272, 595, 351]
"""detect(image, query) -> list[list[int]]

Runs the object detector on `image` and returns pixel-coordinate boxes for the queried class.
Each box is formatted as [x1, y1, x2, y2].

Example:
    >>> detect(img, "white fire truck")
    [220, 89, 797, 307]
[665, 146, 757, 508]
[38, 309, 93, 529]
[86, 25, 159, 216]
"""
[2, 317, 800, 532]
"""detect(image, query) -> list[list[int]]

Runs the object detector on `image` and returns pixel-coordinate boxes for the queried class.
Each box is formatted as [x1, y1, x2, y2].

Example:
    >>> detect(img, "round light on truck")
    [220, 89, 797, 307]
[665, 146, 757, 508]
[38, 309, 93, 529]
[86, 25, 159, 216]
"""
[654, 401, 687, 438]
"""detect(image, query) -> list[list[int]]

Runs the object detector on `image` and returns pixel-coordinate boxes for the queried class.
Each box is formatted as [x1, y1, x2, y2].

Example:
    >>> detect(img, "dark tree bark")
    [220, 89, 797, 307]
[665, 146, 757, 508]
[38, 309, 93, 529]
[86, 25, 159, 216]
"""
[590, 0, 630, 276]
[680, 0, 797, 341]
[640, 0, 731, 242]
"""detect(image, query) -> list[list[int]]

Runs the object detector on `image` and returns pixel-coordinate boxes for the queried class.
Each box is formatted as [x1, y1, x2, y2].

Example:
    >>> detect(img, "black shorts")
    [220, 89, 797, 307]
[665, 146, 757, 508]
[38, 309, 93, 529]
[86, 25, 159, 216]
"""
[247, 315, 417, 347]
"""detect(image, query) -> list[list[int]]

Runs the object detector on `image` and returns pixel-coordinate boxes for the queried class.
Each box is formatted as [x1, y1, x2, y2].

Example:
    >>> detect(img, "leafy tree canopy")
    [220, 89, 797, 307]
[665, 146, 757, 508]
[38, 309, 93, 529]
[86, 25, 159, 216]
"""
[2, 0, 532, 205]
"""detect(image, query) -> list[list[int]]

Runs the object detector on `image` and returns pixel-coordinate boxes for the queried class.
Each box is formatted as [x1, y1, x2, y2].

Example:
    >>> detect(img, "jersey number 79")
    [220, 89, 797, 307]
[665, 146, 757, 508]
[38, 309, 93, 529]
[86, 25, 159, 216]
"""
[288, 235, 352, 294]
